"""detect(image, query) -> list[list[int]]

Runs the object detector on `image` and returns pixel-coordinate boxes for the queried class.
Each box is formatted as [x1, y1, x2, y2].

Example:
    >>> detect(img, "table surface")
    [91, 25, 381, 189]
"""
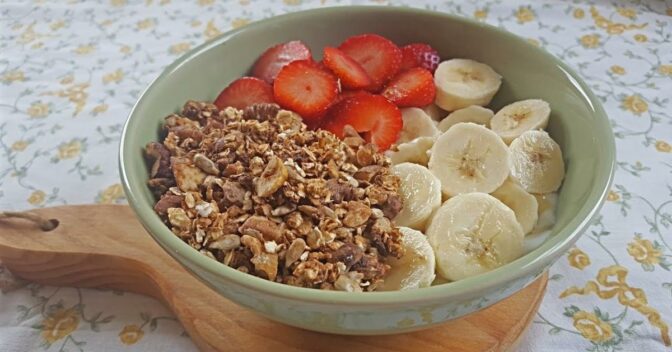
[1, 0, 671, 351]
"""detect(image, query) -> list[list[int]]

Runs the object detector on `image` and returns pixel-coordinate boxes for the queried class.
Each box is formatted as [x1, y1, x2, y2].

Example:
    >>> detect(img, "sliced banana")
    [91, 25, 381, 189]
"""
[387, 136, 435, 166]
[531, 192, 558, 234]
[491, 179, 539, 235]
[426, 192, 524, 281]
[490, 99, 550, 144]
[428, 122, 510, 197]
[509, 130, 565, 193]
[434, 59, 502, 111]
[397, 107, 441, 144]
[378, 227, 435, 291]
[438, 105, 494, 132]
[422, 103, 447, 122]
[391, 163, 442, 230]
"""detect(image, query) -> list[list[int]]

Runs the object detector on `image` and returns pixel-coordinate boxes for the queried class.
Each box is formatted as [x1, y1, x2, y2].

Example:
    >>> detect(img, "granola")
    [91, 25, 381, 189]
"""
[146, 101, 404, 291]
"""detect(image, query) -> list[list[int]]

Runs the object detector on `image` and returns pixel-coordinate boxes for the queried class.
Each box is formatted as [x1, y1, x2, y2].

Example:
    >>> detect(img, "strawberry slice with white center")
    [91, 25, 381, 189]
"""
[338, 34, 402, 92]
[322, 47, 373, 90]
[251, 40, 312, 83]
[322, 92, 402, 150]
[273, 60, 339, 122]
[214, 77, 275, 110]
[382, 67, 436, 108]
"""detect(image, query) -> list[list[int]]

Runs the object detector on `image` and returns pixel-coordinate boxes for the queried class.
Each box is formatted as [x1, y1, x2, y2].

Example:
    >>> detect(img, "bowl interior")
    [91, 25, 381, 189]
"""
[120, 7, 614, 303]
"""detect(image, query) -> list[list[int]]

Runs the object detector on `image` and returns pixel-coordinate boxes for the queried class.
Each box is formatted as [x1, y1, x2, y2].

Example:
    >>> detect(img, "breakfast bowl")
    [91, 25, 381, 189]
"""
[119, 6, 615, 334]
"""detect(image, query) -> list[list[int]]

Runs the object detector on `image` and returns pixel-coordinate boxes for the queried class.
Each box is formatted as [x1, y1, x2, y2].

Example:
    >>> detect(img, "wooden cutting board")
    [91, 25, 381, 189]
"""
[0, 205, 547, 352]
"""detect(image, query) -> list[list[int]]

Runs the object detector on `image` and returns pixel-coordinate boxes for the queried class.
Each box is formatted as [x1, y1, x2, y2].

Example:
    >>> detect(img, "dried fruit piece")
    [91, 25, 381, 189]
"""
[255, 156, 288, 197]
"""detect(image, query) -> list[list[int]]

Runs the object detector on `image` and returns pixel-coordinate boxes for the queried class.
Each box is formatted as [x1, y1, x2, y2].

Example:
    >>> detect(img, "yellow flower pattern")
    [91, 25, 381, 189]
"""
[568, 247, 591, 270]
[1, 1, 671, 351]
[655, 140, 671, 153]
[621, 94, 648, 115]
[572, 310, 613, 343]
[27, 190, 46, 205]
[119, 324, 145, 345]
[41, 308, 80, 344]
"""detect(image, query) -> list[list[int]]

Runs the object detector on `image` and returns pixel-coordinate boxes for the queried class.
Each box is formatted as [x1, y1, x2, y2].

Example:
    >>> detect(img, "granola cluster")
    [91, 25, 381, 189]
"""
[145, 101, 405, 291]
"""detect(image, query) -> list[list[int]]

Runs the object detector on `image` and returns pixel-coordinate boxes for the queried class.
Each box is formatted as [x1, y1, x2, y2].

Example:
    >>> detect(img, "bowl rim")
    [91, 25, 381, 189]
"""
[120, 5, 615, 305]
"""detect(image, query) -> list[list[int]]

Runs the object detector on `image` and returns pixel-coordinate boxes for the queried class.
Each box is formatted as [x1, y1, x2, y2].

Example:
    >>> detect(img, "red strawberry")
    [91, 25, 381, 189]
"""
[338, 34, 402, 91]
[400, 43, 440, 73]
[214, 77, 274, 110]
[322, 47, 373, 90]
[333, 89, 369, 105]
[322, 92, 402, 150]
[273, 60, 339, 121]
[382, 67, 436, 107]
[251, 40, 312, 83]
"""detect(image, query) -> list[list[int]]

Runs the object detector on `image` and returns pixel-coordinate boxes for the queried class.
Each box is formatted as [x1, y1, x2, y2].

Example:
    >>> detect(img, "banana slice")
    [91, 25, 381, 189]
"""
[387, 136, 435, 166]
[434, 59, 502, 111]
[531, 192, 558, 233]
[391, 163, 442, 230]
[398, 108, 441, 144]
[490, 99, 550, 144]
[491, 179, 539, 235]
[422, 103, 447, 122]
[428, 122, 510, 197]
[438, 105, 494, 132]
[378, 227, 436, 291]
[426, 192, 524, 281]
[509, 130, 565, 193]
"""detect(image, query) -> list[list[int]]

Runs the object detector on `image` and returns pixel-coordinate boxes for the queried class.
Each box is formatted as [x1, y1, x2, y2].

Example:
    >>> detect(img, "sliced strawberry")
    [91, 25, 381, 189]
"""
[322, 47, 373, 90]
[333, 89, 369, 105]
[214, 77, 274, 110]
[400, 43, 440, 73]
[273, 60, 339, 121]
[322, 92, 402, 150]
[251, 40, 312, 83]
[381, 67, 436, 107]
[338, 34, 402, 91]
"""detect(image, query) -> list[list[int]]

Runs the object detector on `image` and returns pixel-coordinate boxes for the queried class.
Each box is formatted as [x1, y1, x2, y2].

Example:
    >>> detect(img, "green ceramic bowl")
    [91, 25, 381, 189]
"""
[120, 6, 615, 334]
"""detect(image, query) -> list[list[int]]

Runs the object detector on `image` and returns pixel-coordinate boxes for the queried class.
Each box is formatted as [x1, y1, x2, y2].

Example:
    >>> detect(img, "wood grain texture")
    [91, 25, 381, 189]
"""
[0, 205, 547, 352]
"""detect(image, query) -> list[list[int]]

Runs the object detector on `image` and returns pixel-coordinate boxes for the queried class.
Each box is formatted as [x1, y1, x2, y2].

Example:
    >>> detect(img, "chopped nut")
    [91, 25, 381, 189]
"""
[381, 194, 403, 219]
[285, 238, 307, 268]
[147, 103, 404, 290]
[334, 272, 364, 292]
[343, 201, 372, 228]
[240, 234, 262, 256]
[195, 202, 213, 217]
[172, 159, 206, 192]
[167, 208, 191, 231]
[264, 240, 278, 253]
[242, 103, 280, 121]
[154, 194, 183, 216]
[271, 204, 296, 217]
[209, 234, 241, 251]
[255, 155, 288, 197]
[251, 253, 278, 281]
[240, 216, 282, 242]
[194, 153, 220, 175]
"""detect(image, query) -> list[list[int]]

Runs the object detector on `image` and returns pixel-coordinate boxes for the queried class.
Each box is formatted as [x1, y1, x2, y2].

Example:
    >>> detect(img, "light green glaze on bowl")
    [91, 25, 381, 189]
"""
[120, 6, 615, 335]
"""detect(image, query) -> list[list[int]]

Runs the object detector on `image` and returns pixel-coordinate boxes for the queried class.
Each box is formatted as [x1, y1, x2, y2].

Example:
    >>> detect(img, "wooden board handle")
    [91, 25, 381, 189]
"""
[0, 205, 547, 352]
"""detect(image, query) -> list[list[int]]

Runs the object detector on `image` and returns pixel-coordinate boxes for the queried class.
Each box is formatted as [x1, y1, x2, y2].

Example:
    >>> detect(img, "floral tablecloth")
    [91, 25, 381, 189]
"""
[1, 0, 671, 351]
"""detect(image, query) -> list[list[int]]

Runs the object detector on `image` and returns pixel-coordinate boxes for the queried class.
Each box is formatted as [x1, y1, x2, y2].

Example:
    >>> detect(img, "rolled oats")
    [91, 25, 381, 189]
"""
[146, 101, 405, 291]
